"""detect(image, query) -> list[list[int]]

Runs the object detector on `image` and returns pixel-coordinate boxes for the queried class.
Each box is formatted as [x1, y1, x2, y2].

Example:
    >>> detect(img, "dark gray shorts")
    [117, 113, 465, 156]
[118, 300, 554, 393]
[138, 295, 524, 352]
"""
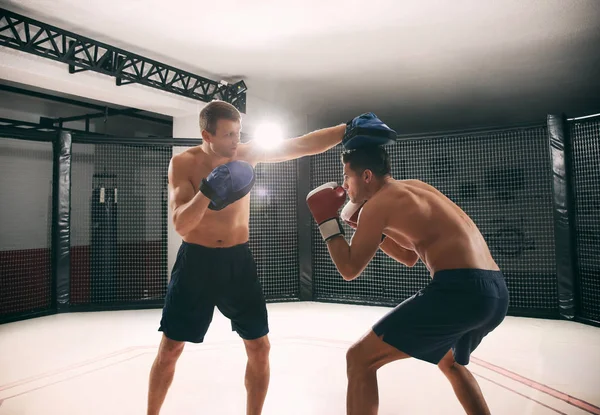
[159, 242, 269, 343]
[372, 268, 509, 365]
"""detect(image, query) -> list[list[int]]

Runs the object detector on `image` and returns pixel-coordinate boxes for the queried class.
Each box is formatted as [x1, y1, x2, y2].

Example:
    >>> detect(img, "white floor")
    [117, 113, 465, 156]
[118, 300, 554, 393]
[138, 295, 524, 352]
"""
[0, 302, 599, 415]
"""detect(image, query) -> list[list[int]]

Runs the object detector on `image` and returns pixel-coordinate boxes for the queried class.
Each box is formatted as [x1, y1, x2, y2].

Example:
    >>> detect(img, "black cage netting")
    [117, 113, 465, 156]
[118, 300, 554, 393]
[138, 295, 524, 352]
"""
[311, 126, 559, 316]
[570, 118, 600, 322]
[70, 143, 171, 305]
[3, 117, 599, 322]
[250, 160, 300, 300]
[68, 141, 301, 306]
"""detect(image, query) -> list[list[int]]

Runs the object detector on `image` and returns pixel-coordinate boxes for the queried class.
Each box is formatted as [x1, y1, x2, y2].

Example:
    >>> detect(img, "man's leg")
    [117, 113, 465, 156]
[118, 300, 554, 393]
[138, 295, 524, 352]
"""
[147, 334, 185, 415]
[438, 350, 491, 415]
[346, 329, 411, 415]
[242, 335, 271, 415]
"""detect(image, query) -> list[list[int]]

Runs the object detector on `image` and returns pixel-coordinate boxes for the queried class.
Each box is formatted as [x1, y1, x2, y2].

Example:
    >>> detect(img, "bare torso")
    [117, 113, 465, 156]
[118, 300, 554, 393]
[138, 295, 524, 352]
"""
[375, 179, 499, 275]
[184, 198, 252, 247]
[175, 146, 255, 248]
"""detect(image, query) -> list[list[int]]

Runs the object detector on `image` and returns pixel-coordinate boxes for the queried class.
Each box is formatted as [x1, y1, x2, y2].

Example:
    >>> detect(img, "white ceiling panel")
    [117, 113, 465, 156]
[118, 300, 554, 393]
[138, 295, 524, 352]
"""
[2, 0, 599, 132]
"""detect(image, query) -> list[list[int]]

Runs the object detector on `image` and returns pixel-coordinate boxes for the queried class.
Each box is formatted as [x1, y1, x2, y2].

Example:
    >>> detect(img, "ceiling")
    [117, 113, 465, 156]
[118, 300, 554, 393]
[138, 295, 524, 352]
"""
[2, 0, 600, 133]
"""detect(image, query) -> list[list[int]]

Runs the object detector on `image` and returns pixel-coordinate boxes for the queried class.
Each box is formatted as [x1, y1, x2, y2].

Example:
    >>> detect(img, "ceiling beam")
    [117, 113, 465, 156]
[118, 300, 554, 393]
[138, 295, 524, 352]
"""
[0, 8, 247, 112]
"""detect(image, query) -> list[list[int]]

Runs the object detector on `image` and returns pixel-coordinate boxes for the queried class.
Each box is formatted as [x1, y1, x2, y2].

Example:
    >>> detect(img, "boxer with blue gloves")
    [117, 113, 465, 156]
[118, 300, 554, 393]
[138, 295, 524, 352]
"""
[148, 100, 395, 415]
[307, 146, 508, 415]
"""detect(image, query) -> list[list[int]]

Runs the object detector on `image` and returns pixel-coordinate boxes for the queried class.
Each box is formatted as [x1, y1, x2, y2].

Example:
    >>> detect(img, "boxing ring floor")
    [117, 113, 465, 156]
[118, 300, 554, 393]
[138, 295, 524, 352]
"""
[1, 302, 599, 415]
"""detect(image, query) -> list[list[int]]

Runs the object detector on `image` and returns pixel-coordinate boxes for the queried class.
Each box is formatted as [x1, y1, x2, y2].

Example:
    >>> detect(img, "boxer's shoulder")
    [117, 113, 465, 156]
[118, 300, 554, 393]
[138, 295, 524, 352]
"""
[367, 182, 418, 214]
[172, 146, 203, 165]
[389, 180, 423, 199]
[371, 181, 406, 202]
[169, 149, 209, 189]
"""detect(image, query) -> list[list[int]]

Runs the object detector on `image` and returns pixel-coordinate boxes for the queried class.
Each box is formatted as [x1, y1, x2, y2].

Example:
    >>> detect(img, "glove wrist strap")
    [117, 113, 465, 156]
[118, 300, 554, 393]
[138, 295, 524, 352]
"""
[199, 179, 223, 209]
[319, 217, 345, 241]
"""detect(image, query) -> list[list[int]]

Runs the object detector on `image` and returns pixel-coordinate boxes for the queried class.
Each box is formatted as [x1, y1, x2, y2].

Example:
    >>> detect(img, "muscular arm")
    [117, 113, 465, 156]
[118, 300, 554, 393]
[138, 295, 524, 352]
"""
[169, 155, 211, 237]
[242, 124, 346, 163]
[379, 237, 419, 267]
[326, 202, 386, 281]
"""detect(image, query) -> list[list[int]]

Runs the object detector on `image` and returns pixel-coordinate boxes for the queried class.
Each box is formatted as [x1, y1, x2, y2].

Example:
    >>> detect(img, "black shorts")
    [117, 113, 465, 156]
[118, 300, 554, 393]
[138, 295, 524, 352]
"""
[373, 268, 509, 366]
[158, 241, 269, 343]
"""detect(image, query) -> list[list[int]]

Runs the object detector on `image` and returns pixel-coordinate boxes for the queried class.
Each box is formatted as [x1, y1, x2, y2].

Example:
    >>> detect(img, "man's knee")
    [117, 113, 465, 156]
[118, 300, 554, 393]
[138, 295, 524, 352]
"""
[437, 349, 460, 376]
[346, 340, 375, 375]
[347, 330, 411, 376]
[244, 336, 271, 365]
[157, 336, 185, 366]
[346, 344, 360, 373]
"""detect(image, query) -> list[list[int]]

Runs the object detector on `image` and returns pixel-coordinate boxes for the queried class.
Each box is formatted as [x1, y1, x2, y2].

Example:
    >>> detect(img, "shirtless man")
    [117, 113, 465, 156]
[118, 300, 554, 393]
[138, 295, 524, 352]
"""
[306, 145, 509, 415]
[147, 100, 360, 415]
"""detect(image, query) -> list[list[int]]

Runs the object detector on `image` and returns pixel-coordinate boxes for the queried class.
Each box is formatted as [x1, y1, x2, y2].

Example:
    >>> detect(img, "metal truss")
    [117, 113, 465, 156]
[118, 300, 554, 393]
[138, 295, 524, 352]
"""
[0, 8, 247, 112]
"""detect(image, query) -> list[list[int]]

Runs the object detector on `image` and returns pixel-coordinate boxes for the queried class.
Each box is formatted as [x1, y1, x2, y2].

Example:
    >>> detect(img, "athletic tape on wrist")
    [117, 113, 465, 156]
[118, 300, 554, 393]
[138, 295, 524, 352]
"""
[318, 217, 344, 241]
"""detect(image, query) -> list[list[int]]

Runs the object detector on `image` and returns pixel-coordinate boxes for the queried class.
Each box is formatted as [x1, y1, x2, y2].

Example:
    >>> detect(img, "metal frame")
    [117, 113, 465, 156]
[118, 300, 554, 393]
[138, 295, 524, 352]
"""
[47, 107, 146, 132]
[0, 84, 172, 126]
[0, 84, 176, 137]
[0, 116, 119, 137]
[0, 8, 247, 112]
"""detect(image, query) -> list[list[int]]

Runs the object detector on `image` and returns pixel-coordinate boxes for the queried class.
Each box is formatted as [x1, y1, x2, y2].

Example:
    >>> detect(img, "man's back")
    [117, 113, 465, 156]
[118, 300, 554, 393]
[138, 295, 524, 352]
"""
[374, 179, 499, 275]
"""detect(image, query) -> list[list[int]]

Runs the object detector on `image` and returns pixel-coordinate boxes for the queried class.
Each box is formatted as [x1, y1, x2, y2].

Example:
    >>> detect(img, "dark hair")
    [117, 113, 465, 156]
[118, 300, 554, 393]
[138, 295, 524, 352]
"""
[199, 100, 241, 134]
[341, 145, 391, 177]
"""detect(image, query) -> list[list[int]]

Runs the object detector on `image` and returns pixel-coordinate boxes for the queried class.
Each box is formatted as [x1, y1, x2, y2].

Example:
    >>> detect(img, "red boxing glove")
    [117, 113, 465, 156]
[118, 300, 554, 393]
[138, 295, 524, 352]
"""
[307, 182, 347, 241]
[340, 200, 365, 229]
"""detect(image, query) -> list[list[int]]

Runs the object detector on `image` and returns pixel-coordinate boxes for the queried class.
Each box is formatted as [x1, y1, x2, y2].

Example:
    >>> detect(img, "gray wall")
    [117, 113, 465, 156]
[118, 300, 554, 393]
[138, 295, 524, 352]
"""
[0, 139, 53, 250]
[0, 87, 172, 251]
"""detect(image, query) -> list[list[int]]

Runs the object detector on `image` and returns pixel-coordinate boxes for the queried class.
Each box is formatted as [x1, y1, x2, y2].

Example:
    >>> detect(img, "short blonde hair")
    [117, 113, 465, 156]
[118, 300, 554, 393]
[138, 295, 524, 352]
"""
[199, 100, 241, 134]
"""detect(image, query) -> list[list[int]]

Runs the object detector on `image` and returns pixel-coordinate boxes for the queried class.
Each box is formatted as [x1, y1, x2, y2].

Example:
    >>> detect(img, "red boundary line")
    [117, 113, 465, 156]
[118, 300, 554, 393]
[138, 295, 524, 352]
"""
[471, 357, 600, 415]
[0, 353, 146, 401]
[472, 371, 567, 415]
[0, 346, 141, 391]
[1, 338, 598, 415]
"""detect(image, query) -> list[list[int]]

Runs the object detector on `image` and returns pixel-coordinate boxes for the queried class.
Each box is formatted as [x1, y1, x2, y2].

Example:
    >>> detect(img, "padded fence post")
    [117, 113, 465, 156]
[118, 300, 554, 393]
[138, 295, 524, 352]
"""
[547, 114, 576, 320]
[52, 131, 72, 311]
[297, 157, 314, 300]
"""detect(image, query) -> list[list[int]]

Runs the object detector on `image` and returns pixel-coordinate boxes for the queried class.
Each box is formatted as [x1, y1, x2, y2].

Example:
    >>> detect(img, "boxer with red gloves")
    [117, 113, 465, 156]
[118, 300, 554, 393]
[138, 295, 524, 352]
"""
[307, 145, 508, 415]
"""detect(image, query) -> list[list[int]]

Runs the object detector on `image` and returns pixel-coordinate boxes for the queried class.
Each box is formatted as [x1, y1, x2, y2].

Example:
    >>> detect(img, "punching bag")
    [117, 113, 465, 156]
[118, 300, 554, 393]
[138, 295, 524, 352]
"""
[91, 183, 118, 303]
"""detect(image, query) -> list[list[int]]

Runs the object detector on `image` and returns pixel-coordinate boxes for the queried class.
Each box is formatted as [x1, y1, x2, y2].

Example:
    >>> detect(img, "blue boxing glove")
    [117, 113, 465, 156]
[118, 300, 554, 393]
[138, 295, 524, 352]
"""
[342, 113, 397, 149]
[199, 160, 256, 211]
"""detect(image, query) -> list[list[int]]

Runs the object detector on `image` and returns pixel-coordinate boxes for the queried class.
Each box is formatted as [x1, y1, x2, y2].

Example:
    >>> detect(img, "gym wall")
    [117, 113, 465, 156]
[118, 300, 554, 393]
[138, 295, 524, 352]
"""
[311, 126, 558, 317]
[0, 138, 53, 316]
[0, 89, 171, 318]
[1, 113, 599, 327]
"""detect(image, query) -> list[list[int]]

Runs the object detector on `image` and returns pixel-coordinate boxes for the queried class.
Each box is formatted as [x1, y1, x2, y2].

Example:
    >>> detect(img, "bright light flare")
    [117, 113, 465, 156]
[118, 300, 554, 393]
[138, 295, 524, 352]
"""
[254, 122, 284, 149]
